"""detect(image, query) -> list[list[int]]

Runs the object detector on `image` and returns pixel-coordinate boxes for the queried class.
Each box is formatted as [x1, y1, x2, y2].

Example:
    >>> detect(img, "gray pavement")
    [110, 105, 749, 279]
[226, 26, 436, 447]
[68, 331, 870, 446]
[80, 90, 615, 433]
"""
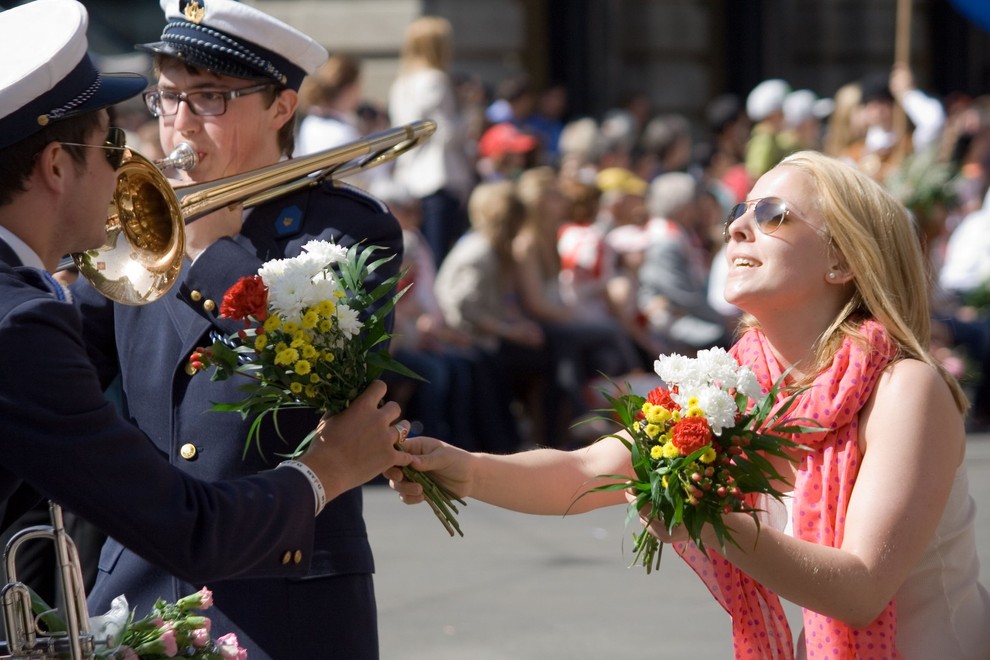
[364, 434, 990, 659]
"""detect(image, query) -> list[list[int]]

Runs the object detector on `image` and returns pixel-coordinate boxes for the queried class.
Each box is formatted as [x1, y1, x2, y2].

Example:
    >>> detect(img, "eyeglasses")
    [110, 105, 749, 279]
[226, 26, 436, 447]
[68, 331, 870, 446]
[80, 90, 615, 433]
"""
[723, 196, 796, 242]
[142, 83, 273, 118]
[59, 127, 128, 170]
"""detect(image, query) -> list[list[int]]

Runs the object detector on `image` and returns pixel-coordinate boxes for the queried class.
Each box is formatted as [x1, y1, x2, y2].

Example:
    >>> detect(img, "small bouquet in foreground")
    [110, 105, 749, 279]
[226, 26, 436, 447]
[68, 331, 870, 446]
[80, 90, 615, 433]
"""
[28, 586, 243, 659]
[188, 239, 464, 536]
[585, 348, 818, 573]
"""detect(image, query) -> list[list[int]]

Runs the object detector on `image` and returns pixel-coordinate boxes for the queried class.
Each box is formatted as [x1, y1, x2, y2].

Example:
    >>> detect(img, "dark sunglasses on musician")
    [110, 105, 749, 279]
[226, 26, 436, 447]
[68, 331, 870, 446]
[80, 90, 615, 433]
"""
[59, 126, 128, 170]
[723, 196, 793, 242]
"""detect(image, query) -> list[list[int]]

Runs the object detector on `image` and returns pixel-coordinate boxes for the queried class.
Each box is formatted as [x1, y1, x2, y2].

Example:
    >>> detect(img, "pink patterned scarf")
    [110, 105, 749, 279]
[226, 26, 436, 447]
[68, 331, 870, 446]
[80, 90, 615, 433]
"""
[675, 320, 900, 659]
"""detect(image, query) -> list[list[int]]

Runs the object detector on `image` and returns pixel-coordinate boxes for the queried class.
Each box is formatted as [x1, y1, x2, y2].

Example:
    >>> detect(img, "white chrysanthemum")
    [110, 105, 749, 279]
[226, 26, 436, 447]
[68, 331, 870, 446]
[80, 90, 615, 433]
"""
[654, 353, 695, 387]
[333, 303, 363, 340]
[735, 366, 763, 400]
[301, 240, 348, 268]
[261, 257, 318, 321]
[694, 347, 741, 389]
[695, 385, 738, 435]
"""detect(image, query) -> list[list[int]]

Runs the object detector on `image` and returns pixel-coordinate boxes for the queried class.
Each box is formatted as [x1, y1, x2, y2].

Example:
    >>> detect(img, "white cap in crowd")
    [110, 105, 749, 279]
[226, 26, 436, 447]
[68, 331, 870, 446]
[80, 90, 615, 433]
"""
[746, 78, 791, 123]
[138, 0, 328, 91]
[0, 0, 147, 150]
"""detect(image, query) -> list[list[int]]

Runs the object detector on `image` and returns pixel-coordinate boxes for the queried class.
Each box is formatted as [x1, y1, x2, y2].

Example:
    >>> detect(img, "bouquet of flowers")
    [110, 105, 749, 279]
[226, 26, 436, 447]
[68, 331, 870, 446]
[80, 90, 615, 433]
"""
[87, 587, 246, 659]
[584, 347, 817, 573]
[188, 239, 464, 536]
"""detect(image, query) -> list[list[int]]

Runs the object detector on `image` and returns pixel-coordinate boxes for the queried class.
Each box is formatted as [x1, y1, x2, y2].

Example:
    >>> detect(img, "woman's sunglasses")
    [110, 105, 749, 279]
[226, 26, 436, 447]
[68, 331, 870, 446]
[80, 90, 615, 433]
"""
[59, 127, 128, 170]
[723, 196, 792, 242]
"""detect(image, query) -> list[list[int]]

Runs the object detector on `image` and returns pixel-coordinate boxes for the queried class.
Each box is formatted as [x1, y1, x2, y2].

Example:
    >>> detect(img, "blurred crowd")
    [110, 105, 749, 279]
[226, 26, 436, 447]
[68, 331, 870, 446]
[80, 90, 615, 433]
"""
[123, 16, 990, 448]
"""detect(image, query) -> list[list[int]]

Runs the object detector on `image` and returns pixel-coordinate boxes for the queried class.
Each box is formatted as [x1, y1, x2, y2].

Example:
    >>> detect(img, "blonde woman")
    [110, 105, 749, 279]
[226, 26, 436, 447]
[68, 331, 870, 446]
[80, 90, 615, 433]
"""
[391, 152, 990, 658]
[388, 16, 473, 263]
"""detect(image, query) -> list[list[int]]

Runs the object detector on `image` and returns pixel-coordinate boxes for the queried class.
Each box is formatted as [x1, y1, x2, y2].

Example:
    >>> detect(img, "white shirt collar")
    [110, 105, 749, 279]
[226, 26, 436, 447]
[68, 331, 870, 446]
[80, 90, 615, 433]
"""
[0, 225, 44, 270]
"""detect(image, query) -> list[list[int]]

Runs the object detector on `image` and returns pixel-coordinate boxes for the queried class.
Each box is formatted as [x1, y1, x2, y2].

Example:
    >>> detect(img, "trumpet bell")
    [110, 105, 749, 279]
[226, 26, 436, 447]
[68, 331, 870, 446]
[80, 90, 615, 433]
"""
[72, 149, 185, 306]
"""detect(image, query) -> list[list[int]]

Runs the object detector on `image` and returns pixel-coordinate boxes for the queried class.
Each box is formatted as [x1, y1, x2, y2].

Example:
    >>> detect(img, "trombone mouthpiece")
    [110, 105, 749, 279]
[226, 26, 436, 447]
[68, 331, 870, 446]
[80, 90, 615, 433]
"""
[155, 143, 197, 171]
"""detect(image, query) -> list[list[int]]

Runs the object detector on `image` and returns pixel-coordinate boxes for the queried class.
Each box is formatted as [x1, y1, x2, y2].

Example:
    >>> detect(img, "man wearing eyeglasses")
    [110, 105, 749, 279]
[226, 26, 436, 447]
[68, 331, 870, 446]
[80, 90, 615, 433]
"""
[70, 0, 404, 658]
[0, 0, 410, 649]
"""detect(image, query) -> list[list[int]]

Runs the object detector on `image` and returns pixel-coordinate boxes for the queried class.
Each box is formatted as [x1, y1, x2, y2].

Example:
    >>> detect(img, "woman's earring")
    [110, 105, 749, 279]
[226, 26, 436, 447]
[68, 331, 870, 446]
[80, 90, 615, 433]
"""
[827, 272, 837, 280]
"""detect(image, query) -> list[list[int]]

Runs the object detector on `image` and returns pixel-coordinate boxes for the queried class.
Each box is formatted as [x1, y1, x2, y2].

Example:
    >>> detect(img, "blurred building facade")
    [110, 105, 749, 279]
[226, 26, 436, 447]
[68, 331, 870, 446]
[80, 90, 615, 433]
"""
[67, 0, 990, 129]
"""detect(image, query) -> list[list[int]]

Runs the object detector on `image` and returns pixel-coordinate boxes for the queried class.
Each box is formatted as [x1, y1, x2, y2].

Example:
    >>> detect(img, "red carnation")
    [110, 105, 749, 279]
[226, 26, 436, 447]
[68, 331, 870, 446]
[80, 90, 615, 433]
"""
[671, 416, 711, 456]
[220, 275, 268, 324]
[647, 386, 680, 411]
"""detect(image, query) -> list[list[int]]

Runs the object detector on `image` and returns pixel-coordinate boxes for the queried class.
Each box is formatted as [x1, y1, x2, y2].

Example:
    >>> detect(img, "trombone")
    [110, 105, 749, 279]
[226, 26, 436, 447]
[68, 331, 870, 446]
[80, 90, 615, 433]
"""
[60, 120, 436, 305]
[1, 502, 93, 659]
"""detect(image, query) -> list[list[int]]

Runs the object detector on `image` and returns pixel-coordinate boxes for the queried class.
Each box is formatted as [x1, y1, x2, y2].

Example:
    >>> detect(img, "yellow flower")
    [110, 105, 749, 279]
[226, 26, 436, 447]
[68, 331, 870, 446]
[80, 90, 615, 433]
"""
[275, 347, 299, 366]
[289, 382, 303, 394]
[662, 442, 680, 459]
[319, 319, 332, 333]
[290, 333, 308, 349]
[305, 385, 317, 398]
[644, 404, 672, 425]
[282, 321, 300, 334]
[263, 316, 281, 333]
[254, 334, 267, 352]
[294, 360, 311, 376]
[650, 445, 664, 460]
[685, 405, 705, 418]
[699, 447, 717, 464]
[662, 475, 669, 488]
[301, 310, 319, 330]
[671, 410, 682, 422]
[322, 352, 335, 362]
[645, 423, 661, 438]
[315, 300, 335, 317]
[309, 373, 320, 384]
[302, 344, 318, 359]
[334, 290, 346, 299]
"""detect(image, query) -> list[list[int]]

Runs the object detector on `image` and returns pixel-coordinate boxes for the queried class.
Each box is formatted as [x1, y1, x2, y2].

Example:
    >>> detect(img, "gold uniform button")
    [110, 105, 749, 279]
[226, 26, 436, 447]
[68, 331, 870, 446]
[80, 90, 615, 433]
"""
[281, 551, 292, 565]
[203, 299, 216, 312]
[293, 550, 303, 564]
[179, 443, 198, 460]
[189, 290, 202, 301]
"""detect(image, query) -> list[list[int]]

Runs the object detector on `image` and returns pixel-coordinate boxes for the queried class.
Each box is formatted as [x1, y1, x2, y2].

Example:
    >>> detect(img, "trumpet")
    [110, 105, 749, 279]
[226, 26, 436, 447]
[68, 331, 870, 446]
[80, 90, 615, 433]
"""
[60, 120, 436, 305]
[1, 502, 93, 659]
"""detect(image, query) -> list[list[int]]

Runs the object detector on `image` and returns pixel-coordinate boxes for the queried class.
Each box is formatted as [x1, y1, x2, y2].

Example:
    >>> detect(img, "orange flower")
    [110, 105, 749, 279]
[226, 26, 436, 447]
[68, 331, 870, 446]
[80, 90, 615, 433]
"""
[647, 386, 680, 411]
[671, 416, 711, 455]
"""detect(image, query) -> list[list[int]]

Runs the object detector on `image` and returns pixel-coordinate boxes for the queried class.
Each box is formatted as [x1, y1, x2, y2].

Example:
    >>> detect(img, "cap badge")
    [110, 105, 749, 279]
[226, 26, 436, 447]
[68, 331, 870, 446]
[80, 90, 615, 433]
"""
[181, 0, 205, 24]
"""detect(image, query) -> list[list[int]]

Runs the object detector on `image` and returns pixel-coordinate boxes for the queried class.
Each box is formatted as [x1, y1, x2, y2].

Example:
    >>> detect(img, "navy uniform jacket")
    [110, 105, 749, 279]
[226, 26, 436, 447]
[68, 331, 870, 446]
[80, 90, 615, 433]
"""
[75, 181, 402, 659]
[0, 242, 317, 584]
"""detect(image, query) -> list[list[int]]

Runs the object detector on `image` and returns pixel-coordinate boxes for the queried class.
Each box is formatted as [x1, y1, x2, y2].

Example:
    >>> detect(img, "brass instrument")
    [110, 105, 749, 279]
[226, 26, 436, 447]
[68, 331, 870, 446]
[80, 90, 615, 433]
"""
[1, 502, 93, 659]
[62, 120, 436, 305]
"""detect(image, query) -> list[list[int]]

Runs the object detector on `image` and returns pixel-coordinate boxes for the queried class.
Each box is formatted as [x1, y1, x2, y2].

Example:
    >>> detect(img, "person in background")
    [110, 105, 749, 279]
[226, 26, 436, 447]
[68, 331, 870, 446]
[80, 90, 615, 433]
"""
[744, 78, 792, 180]
[72, 1, 405, 657]
[638, 172, 732, 353]
[0, 2, 409, 649]
[475, 122, 540, 182]
[296, 54, 363, 155]
[389, 150, 990, 660]
[388, 15, 474, 264]
[434, 181, 548, 447]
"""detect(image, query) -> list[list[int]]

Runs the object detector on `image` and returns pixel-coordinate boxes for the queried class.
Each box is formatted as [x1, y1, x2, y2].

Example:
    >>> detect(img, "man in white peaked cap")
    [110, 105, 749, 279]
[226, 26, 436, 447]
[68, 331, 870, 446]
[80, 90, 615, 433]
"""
[73, 1, 406, 657]
[0, 1, 411, 654]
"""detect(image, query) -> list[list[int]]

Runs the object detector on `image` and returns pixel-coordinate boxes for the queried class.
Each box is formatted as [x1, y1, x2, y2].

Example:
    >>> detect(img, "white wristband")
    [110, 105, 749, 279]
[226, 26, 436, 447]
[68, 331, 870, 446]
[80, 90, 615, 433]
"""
[277, 460, 327, 516]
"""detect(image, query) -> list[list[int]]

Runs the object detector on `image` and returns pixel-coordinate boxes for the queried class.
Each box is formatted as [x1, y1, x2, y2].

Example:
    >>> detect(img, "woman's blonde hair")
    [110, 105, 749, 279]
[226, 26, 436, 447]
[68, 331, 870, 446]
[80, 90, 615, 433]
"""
[468, 180, 525, 266]
[768, 150, 967, 411]
[399, 16, 453, 73]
